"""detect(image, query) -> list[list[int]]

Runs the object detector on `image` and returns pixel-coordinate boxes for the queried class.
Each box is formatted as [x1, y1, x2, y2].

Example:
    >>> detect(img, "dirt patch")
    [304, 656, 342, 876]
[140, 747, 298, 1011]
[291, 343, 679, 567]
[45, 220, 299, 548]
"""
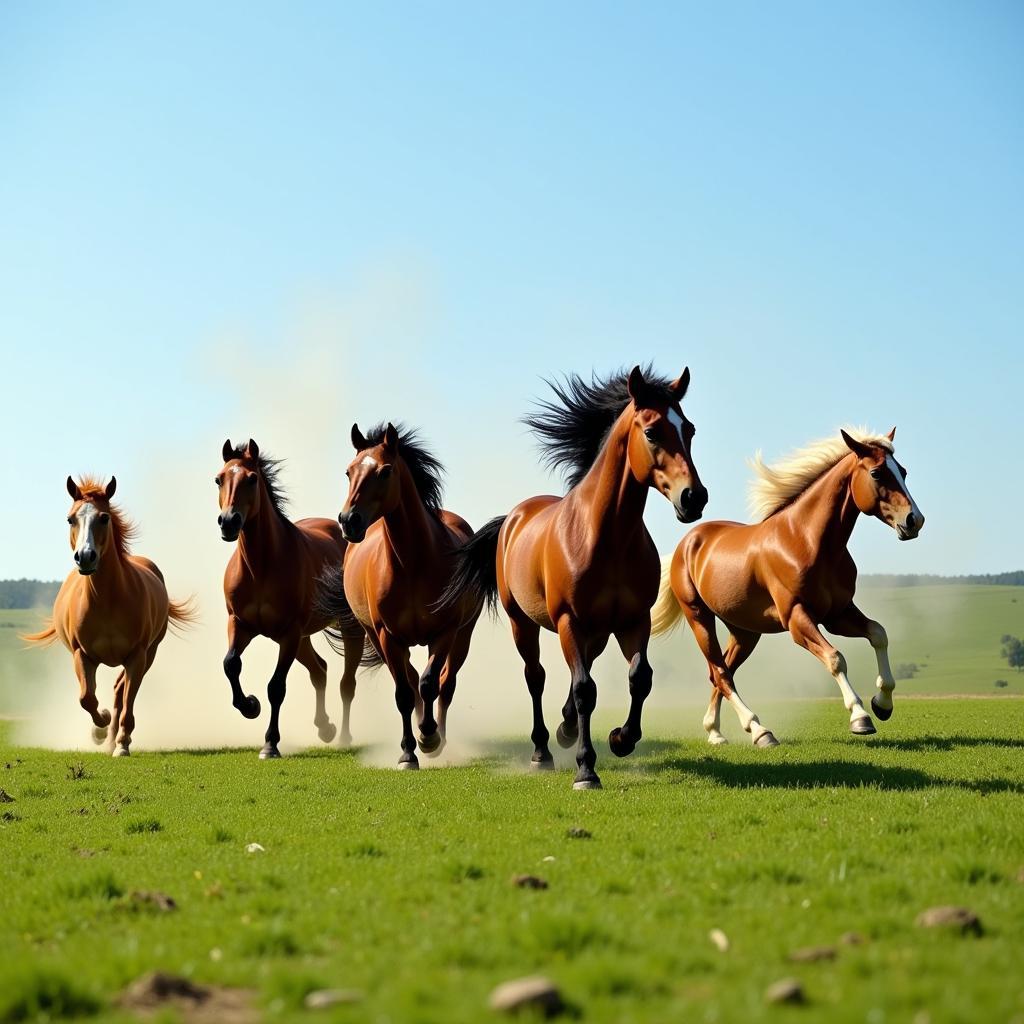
[118, 971, 256, 1023]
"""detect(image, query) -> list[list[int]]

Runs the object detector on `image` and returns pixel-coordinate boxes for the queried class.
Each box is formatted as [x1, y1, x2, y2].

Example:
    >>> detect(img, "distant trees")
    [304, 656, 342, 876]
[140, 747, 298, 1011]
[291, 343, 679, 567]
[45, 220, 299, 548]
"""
[1001, 636, 1024, 672]
[0, 579, 60, 609]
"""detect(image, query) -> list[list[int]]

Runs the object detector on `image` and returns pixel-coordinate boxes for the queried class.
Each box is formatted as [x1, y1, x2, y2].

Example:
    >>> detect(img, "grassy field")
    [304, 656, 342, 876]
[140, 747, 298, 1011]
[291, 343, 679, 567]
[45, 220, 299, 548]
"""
[1, 699, 1022, 1024]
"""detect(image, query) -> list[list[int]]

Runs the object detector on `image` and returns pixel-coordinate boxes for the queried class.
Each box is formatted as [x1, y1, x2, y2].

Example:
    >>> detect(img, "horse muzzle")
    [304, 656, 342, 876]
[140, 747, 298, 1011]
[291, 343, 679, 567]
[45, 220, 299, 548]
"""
[74, 549, 98, 575]
[218, 510, 243, 542]
[896, 511, 923, 541]
[675, 485, 709, 524]
[338, 510, 366, 543]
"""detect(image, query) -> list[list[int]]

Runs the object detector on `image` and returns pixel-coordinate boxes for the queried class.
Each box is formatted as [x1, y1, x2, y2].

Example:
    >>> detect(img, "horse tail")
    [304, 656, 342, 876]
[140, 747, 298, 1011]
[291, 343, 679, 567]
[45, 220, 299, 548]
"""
[168, 595, 200, 634]
[650, 554, 684, 637]
[436, 515, 507, 617]
[315, 564, 384, 669]
[21, 621, 58, 648]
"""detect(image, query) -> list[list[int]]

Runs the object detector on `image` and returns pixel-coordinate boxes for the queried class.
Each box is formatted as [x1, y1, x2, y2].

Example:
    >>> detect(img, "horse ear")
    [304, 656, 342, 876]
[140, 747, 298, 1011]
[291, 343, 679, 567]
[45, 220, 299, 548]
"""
[66, 476, 82, 501]
[887, 426, 897, 442]
[670, 367, 691, 400]
[626, 365, 651, 408]
[244, 439, 259, 460]
[222, 439, 234, 462]
[841, 429, 874, 459]
[383, 422, 399, 452]
[105, 476, 117, 499]
[351, 423, 367, 450]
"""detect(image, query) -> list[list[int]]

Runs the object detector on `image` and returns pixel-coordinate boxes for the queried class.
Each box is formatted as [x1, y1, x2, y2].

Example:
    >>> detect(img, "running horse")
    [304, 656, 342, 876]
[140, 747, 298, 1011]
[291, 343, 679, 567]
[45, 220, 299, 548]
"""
[323, 423, 483, 769]
[442, 366, 707, 789]
[651, 428, 924, 745]
[216, 439, 371, 759]
[23, 476, 195, 755]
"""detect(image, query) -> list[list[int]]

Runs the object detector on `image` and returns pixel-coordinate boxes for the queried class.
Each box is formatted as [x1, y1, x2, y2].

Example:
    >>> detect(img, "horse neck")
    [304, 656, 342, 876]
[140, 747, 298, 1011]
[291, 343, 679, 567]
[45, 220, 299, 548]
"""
[84, 538, 129, 593]
[573, 409, 648, 545]
[237, 488, 294, 575]
[778, 454, 861, 557]
[381, 461, 437, 569]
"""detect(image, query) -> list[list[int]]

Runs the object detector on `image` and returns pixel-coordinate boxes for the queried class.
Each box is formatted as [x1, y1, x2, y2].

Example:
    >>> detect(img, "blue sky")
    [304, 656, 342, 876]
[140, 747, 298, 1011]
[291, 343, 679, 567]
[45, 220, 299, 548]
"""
[2, 1, 1022, 580]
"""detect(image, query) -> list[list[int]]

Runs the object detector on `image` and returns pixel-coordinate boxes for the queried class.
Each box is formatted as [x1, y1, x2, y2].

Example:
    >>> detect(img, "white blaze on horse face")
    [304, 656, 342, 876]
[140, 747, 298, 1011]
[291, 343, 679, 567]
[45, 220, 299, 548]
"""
[884, 455, 922, 525]
[359, 455, 378, 468]
[667, 407, 686, 446]
[74, 503, 99, 561]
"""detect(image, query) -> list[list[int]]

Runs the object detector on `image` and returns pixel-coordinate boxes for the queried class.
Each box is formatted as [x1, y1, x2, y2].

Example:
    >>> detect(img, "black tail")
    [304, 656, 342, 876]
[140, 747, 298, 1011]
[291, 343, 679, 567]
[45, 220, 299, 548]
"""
[436, 515, 507, 617]
[314, 564, 384, 669]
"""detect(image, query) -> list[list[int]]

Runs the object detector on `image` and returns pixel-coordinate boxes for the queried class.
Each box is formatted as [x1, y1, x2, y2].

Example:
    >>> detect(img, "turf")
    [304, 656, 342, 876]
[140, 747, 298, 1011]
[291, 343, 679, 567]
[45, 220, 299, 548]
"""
[1, 700, 1021, 1024]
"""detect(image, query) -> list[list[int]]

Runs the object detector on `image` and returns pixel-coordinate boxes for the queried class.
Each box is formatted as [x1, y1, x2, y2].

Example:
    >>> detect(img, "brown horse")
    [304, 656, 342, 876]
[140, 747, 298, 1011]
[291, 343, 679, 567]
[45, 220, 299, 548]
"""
[326, 423, 482, 769]
[23, 476, 195, 755]
[217, 439, 371, 759]
[441, 366, 707, 789]
[651, 428, 924, 745]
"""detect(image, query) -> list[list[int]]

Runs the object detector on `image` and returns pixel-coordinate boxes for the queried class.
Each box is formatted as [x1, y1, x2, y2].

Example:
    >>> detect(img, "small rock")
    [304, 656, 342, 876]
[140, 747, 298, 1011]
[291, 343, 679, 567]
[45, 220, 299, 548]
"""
[130, 890, 177, 912]
[542, 855, 556, 862]
[916, 906, 982, 936]
[245, 842, 265, 854]
[566, 827, 591, 840]
[512, 874, 549, 890]
[788, 945, 836, 963]
[305, 989, 364, 1010]
[489, 976, 565, 1017]
[0, 789, 14, 803]
[765, 978, 806, 1005]
[708, 928, 730, 953]
[839, 931, 866, 946]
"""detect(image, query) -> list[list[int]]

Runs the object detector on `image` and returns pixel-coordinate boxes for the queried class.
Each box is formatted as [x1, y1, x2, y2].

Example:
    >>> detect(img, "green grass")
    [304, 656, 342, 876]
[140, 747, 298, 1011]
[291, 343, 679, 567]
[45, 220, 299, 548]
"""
[1, 701, 1022, 1024]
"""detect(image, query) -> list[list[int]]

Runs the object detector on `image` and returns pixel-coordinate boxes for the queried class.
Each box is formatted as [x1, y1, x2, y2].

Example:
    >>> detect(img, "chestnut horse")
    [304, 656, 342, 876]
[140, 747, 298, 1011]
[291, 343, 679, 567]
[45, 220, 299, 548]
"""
[651, 428, 924, 745]
[326, 423, 482, 769]
[217, 439, 373, 759]
[442, 366, 707, 789]
[23, 476, 195, 755]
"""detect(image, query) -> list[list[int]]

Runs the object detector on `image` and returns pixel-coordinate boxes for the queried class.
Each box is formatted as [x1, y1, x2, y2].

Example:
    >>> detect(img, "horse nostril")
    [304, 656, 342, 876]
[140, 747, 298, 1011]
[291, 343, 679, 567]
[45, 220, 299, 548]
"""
[217, 514, 224, 527]
[74, 551, 81, 564]
[680, 488, 694, 505]
[906, 512, 917, 532]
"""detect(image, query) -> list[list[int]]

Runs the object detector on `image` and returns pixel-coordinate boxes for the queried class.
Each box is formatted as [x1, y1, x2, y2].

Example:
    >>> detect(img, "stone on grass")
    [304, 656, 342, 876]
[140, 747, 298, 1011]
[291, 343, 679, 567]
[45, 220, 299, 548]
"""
[245, 842, 265, 854]
[708, 928, 730, 953]
[512, 874, 549, 890]
[765, 978, 806, 1005]
[129, 890, 177, 912]
[304, 989, 364, 1010]
[788, 945, 836, 963]
[489, 976, 565, 1017]
[915, 906, 982, 936]
[119, 971, 254, 1023]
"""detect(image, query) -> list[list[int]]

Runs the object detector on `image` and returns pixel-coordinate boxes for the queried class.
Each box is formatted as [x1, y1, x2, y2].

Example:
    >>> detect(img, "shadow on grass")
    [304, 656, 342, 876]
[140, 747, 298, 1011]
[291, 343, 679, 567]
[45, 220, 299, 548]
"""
[864, 735, 1024, 752]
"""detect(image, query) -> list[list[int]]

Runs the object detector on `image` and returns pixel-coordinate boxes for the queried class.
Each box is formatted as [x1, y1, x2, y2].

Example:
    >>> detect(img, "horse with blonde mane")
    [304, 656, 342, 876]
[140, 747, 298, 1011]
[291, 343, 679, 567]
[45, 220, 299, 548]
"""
[23, 476, 195, 755]
[651, 428, 924, 745]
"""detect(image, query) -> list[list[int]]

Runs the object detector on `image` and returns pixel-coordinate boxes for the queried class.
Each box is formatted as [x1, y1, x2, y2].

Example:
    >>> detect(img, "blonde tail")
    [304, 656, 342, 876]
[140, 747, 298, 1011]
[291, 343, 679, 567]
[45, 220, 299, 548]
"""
[21, 622, 58, 648]
[168, 595, 200, 634]
[650, 555, 684, 637]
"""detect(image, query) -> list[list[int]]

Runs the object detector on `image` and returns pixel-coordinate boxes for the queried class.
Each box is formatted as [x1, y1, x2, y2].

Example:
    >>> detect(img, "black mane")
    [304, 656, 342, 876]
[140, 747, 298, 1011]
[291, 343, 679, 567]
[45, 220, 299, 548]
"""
[232, 445, 289, 520]
[523, 365, 675, 489]
[361, 423, 445, 511]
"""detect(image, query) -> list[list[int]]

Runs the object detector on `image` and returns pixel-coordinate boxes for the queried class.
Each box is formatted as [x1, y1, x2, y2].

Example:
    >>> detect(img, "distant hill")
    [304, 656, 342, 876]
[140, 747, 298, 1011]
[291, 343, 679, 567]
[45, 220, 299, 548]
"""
[0, 579, 61, 609]
[861, 572, 1024, 587]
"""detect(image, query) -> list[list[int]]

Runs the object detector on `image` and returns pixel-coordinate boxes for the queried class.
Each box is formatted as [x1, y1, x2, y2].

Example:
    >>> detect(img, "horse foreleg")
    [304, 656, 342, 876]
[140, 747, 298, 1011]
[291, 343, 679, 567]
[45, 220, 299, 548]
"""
[224, 616, 260, 720]
[338, 630, 365, 747]
[378, 631, 419, 770]
[112, 647, 151, 757]
[790, 604, 874, 735]
[107, 671, 126, 752]
[296, 636, 336, 744]
[702, 688, 726, 745]
[608, 620, 653, 758]
[557, 616, 602, 790]
[260, 634, 299, 759]
[417, 634, 454, 754]
[73, 649, 111, 741]
[825, 604, 896, 722]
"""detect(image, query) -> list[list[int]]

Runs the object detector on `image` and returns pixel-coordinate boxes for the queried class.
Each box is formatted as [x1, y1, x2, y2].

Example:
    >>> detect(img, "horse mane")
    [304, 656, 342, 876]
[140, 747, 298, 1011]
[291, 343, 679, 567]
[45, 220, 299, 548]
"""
[748, 428, 895, 521]
[74, 476, 139, 556]
[362, 423, 445, 511]
[523, 365, 675, 489]
[230, 445, 289, 520]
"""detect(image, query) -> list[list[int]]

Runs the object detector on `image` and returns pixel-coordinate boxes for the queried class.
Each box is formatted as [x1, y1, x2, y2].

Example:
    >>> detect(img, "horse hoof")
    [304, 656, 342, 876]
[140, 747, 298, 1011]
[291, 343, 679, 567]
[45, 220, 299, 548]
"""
[530, 752, 554, 771]
[339, 731, 353, 750]
[755, 731, 780, 748]
[572, 774, 602, 791]
[422, 734, 447, 758]
[258, 744, 281, 759]
[871, 695, 894, 722]
[318, 722, 338, 744]
[608, 727, 636, 758]
[398, 757, 419, 771]
[707, 733, 729, 746]
[112, 746, 130, 758]
[850, 716, 877, 736]
[91, 725, 108, 745]
[555, 721, 578, 749]
[418, 729, 442, 754]
[238, 696, 261, 720]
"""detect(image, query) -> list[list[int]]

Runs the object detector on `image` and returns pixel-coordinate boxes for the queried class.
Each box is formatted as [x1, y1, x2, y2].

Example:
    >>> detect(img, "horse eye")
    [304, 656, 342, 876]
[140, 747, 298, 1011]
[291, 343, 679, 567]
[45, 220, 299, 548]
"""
[67, 516, 74, 525]
[870, 468, 882, 480]
[214, 476, 223, 486]
[99, 513, 110, 524]
[644, 427, 658, 442]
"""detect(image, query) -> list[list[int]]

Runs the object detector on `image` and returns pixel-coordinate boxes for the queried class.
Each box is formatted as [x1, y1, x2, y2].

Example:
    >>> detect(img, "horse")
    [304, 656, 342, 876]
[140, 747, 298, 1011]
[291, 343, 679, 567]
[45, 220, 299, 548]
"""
[23, 476, 195, 756]
[216, 438, 373, 759]
[325, 422, 483, 769]
[651, 427, 924, 745]
[441, 365, 707, 789]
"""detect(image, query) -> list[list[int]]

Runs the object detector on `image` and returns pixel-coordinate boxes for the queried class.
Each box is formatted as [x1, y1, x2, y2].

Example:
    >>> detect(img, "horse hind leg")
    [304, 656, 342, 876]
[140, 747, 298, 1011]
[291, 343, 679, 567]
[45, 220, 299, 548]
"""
[296, 637, 336, 744]
[337, 630, 364, 747]
[509, 609, 552, 769]
[429, 619, 476, 759]
[702, 687, 727, 745]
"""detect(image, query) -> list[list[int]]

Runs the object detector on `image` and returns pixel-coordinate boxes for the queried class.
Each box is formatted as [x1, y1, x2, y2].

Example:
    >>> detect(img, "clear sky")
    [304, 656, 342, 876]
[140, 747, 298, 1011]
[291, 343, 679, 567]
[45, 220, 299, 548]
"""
[2, 1, 1022, 580]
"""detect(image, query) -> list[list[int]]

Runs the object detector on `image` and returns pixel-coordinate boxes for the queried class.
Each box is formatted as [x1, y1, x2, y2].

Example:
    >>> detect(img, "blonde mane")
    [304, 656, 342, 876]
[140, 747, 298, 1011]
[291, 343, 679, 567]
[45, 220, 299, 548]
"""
[747, 428, 894, 521]
[73, 476, 139, 556]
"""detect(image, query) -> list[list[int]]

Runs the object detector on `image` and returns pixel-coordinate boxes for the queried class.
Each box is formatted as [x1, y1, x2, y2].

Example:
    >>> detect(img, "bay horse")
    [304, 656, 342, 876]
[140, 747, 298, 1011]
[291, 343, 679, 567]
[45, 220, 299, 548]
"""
[23, 476, 195, 756]
[651, 428, 924, 745]
[217, 439, 373, 759]
[326, 422, 482, 769]
[441, 365, 707, 789]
